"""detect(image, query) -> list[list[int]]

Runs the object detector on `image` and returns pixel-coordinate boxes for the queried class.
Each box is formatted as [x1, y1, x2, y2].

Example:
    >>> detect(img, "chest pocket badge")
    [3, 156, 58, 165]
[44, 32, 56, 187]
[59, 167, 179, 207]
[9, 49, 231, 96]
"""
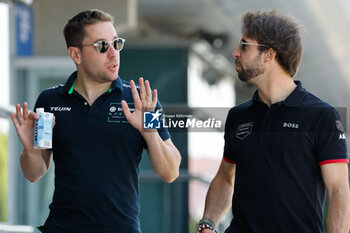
[236, 122, 253, 140]
[108, 103, 134, 123]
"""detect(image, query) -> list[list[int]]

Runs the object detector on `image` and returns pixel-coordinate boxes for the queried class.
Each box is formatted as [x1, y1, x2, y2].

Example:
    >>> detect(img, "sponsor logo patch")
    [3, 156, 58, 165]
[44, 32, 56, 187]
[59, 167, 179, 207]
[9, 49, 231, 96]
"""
[283, 122, 299, 129]
[236, 122, 253, 140]
[50, 107, 71, 112]
[336, 120, 344, 132]
[108, 103, 134, 123]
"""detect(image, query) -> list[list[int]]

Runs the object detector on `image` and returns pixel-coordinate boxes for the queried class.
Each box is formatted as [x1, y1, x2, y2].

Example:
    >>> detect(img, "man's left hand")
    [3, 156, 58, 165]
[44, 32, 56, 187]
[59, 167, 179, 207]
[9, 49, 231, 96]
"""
[122, 77, 157, 132]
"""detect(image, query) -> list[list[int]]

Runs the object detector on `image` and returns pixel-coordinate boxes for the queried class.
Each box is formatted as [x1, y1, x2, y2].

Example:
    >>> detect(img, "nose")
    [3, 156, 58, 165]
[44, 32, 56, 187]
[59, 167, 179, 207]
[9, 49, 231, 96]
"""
[232, 45, 240, 58]
[107, 42, 118, 58]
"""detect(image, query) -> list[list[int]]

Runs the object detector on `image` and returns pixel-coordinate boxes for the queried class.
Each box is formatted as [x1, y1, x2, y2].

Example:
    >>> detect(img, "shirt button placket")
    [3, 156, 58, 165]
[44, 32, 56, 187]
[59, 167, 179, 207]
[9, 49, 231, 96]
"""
[261, 105, 277, 145]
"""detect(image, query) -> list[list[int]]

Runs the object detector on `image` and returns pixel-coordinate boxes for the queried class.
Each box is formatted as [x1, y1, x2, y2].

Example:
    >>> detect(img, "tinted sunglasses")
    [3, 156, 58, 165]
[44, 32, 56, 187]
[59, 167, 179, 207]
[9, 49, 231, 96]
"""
[80, 37, 126, 53]
[238, 39, 269, 51]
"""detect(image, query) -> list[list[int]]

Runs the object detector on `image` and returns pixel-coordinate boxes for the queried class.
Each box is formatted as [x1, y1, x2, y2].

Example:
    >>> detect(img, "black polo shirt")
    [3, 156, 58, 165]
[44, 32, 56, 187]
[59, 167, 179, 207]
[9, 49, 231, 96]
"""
[35, 71, 170, 233]
[223, 81, 348, 233]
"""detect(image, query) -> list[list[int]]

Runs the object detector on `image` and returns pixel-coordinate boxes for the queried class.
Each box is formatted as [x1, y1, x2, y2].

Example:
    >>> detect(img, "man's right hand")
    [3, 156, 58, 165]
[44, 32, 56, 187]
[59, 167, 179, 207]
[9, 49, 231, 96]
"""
[11, 102, 55, 182]
[11, 102, 39, 151]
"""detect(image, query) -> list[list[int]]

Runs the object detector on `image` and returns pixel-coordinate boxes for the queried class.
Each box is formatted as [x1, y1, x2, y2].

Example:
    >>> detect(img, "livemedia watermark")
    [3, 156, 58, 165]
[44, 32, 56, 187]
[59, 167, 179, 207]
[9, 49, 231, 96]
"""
[142, 106, 348, 133]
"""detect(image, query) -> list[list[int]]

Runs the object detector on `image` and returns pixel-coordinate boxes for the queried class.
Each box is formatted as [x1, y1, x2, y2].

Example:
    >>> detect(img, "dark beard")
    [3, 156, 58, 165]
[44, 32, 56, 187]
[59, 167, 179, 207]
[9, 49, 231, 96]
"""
[236, 56, 264, 82]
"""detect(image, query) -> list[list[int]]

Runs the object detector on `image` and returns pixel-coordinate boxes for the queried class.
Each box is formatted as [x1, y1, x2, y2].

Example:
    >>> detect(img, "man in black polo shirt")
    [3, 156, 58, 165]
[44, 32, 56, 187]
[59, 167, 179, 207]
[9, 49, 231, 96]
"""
[198, 11, 350, 233]
[11, 9, 181, 233]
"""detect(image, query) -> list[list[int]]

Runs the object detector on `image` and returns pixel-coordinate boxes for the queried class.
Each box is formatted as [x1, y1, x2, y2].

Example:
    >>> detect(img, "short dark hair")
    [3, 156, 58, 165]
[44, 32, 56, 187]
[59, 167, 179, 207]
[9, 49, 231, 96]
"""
[63, 9, 114, 49]
[242, 10, 303, 77]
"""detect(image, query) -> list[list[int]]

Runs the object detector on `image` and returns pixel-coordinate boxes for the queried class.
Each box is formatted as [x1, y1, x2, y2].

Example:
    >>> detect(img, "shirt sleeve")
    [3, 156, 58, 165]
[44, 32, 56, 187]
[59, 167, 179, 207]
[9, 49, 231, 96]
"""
[223, 109, 236, 164]
[33, 92, 47, 112]
[155, 100, 170, 141]
[315, 107, 348, 165]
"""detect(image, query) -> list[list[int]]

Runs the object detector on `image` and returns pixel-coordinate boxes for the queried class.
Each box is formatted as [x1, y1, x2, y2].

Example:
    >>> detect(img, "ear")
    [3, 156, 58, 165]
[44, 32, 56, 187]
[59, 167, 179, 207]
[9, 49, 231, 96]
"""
[68, 47, 82, 65]
[264, 48, 276, 63]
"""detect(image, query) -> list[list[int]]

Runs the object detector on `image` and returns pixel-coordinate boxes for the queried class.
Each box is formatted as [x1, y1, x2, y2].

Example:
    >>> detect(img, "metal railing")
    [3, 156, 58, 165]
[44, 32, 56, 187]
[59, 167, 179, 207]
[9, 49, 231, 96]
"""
[0, 224, 34, 233]
[0, 104, 15, 119]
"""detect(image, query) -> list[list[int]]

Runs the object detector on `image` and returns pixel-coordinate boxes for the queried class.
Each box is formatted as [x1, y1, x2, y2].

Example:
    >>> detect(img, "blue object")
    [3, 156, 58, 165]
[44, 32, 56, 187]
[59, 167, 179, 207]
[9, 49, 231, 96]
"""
[15, 3, 33, 56]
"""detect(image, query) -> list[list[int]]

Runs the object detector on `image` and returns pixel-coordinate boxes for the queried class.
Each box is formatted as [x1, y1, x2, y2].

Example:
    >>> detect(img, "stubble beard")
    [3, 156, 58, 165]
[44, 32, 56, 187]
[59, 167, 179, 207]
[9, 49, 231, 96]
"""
[236, 55, 264, 82]
[81, 63, 118, 83]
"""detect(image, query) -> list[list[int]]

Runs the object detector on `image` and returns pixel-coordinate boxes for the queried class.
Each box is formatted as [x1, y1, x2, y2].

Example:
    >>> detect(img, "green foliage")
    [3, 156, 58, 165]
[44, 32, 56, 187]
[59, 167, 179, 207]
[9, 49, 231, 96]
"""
[0, 134, 8, 222]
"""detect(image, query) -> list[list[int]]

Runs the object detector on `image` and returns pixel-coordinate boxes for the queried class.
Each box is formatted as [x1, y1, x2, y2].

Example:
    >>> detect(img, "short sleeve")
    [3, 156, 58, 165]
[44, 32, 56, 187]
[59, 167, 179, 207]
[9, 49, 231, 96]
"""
[155, 100, 170, 141]
[223, 109, 236, 164]
[315, 108, 348, 165]
[34, 92, 47, 112]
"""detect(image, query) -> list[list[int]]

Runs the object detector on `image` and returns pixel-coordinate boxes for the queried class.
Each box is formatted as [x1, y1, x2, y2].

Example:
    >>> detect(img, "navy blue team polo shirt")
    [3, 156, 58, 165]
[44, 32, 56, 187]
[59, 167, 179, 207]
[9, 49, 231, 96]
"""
[35, 71, 170, 233]
[223, 81, 348, 233]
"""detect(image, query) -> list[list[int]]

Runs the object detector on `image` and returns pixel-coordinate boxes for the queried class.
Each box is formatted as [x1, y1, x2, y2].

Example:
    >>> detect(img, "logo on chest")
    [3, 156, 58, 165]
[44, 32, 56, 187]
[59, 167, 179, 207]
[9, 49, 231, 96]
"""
[282, 122, 299, 129]
[50, 107, 71, 112]
[108, 102, 134, 123]
[236, 122, 253, 140]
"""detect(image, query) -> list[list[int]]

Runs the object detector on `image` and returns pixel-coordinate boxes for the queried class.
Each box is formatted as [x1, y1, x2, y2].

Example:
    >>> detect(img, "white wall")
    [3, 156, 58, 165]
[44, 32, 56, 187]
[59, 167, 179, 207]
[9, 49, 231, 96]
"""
[33, 0, 137, 55]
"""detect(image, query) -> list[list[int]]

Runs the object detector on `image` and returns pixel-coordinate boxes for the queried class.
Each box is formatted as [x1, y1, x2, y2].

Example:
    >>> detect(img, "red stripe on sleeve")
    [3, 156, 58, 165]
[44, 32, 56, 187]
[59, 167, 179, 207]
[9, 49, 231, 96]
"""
[223, 155, 236, 164]
[319, 159, 349, 166]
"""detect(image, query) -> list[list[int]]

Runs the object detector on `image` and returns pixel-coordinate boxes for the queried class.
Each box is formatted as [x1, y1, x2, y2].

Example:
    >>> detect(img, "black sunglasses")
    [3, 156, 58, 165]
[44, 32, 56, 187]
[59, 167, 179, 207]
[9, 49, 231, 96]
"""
[79, 37, 126, 53]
